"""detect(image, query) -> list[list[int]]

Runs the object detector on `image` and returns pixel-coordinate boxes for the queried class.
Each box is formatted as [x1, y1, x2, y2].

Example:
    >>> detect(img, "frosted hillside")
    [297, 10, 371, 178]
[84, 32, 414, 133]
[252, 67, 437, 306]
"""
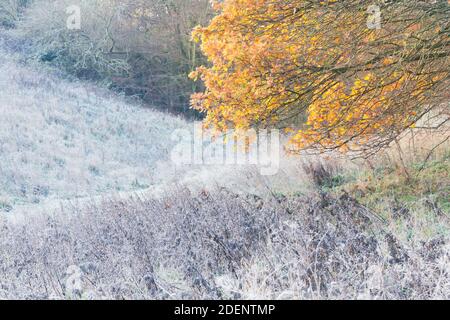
[0, 42, 189, 212]
[0, 35, 312, 217]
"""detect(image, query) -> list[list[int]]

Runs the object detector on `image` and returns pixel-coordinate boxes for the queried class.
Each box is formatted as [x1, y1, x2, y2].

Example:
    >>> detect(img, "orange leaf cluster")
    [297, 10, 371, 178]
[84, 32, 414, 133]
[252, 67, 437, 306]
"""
[191, 0, 449, 154]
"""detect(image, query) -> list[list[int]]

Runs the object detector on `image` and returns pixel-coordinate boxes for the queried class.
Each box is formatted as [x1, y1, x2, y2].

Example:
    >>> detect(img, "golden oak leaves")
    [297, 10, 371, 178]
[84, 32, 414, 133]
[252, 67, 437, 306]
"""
[190, 0, 449, 154]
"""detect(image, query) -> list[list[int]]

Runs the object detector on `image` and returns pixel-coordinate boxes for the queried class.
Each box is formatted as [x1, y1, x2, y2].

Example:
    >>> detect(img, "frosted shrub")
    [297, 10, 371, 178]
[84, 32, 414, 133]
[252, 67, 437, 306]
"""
[0, 188, 448, 300]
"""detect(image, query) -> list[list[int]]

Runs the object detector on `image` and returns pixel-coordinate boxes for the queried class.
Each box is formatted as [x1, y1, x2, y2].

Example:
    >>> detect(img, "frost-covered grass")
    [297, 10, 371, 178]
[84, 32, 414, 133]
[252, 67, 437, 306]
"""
[0, 38, 189, 211]
[0, 32, 315, 216]
[0, 187, 448, 300]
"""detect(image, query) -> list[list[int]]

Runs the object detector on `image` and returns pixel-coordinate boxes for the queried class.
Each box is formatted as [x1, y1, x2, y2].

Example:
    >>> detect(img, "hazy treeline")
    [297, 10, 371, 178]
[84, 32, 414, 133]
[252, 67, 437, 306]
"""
[1, 0, 212, 116]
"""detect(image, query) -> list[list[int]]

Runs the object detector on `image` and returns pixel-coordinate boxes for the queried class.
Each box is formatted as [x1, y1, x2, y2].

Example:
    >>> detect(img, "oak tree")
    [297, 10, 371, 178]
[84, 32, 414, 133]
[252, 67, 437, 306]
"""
[191, 0, 449, 156]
